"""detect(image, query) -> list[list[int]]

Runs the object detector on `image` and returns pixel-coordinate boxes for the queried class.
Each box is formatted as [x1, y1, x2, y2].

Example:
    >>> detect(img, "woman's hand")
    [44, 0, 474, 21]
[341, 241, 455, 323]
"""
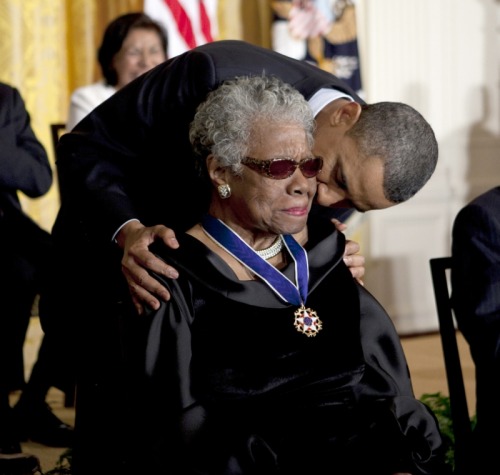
[117, 221, 180, 315]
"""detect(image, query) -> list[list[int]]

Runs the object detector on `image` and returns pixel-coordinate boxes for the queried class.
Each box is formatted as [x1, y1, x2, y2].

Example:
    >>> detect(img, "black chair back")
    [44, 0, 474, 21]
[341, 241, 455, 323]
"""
[429, 256, 473, 474]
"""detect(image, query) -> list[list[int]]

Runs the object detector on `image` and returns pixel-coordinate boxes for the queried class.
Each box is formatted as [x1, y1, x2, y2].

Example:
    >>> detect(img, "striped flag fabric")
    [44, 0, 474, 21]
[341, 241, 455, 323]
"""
[144, 0, 218, 58]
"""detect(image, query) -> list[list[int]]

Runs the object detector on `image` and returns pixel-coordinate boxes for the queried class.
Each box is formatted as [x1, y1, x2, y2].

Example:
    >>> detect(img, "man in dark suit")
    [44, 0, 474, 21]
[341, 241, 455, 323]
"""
[52, 40, 438, 473]
[451, 186, 500, 472]
[0, 82, 73, 473]
[55, 39, 438, 314]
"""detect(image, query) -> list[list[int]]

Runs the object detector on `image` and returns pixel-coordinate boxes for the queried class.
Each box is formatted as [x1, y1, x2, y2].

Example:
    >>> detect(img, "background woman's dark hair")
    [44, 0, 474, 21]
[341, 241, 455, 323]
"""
[97, 12, 168, 86]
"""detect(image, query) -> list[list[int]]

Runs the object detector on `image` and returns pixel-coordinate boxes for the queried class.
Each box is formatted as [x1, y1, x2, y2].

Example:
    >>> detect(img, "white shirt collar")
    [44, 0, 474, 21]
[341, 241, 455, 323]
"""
[308, 88, 354, 117]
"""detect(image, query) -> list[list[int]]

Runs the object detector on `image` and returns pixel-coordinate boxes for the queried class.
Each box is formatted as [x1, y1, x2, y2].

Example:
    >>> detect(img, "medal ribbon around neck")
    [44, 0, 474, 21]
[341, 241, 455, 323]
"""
[201, 214, 322, 336]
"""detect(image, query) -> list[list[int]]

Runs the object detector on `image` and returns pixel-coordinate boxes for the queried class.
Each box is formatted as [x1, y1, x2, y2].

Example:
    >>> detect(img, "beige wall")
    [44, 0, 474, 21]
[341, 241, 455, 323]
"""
[354, 0, 500, 333]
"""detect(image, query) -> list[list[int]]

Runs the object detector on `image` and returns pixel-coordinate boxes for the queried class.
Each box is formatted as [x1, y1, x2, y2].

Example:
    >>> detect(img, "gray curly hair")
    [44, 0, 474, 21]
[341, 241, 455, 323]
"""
[189, 75, 315, 175]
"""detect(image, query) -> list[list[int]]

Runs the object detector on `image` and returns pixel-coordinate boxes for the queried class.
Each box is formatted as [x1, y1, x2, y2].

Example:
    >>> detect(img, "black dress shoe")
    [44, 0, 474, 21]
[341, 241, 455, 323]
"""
[0, 453, 41, 475]
[13, 402, 74, 448]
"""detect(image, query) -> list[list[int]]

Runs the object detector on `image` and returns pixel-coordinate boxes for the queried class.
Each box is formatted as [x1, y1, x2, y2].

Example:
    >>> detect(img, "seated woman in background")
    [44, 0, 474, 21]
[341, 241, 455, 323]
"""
[66, 12, 168, 130]
[141, 75, 450, 474]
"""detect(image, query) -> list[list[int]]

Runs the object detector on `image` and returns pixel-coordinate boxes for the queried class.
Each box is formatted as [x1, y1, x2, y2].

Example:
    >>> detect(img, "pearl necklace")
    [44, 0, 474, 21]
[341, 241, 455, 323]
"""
[255, 236, 284, 260]
[202, 223, 283, 261]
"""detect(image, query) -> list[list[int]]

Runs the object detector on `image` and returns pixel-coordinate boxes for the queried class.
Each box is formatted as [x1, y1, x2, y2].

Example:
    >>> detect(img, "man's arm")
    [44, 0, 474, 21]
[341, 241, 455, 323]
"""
[0, 85, 52, 197]
[56, 47, 219, 245]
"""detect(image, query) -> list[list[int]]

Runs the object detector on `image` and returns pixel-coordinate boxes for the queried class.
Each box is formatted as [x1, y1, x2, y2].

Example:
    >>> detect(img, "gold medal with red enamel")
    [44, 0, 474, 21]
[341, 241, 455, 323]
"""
[294, 305, 322, 337]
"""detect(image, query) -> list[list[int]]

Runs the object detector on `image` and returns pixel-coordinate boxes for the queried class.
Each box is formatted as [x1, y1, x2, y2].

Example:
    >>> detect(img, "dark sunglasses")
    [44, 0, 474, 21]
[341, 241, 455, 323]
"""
[241, 156, 323, 180]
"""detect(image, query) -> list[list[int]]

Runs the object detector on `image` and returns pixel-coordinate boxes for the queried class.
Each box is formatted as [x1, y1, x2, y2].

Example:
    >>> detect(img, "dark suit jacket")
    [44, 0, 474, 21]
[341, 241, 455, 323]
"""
[54, 40, 364, 247]
[451, 186, 500, 463]
[0, 83, 52, 214]
[451, 186, 500, 340]
[0, 81, 52, 261]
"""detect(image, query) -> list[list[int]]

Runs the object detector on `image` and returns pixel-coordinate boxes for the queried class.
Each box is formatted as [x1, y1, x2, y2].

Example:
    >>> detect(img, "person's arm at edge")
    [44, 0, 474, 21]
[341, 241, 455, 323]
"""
[0, 85, 52, 196]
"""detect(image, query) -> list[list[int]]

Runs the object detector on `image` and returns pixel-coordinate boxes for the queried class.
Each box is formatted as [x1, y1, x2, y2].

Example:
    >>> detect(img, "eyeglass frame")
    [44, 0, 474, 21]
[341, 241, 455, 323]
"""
[240, 156, 323, 180]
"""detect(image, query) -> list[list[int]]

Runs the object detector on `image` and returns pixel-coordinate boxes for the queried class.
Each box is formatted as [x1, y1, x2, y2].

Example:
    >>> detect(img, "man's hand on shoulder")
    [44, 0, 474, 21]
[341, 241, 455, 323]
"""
[332, 218, 365, 285]
[116, 221, 180, 315]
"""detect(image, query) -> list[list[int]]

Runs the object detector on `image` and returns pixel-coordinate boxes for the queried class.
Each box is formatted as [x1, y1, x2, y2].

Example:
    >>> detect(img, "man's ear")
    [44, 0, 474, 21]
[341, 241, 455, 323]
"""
[330, 101, 362, 128]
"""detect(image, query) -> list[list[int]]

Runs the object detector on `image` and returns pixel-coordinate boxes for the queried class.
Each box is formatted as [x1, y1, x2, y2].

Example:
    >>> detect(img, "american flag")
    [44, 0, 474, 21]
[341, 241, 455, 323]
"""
[144, 0, 218, 58]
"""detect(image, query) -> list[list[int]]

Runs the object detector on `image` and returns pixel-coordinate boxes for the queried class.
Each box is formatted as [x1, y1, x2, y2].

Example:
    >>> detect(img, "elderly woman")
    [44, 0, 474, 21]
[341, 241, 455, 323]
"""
[142, 75, 449, 475]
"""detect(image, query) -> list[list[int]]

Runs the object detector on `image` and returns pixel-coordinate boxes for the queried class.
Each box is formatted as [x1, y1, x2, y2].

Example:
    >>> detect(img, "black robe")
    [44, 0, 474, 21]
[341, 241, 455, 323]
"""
[144, 220, 449, 475]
